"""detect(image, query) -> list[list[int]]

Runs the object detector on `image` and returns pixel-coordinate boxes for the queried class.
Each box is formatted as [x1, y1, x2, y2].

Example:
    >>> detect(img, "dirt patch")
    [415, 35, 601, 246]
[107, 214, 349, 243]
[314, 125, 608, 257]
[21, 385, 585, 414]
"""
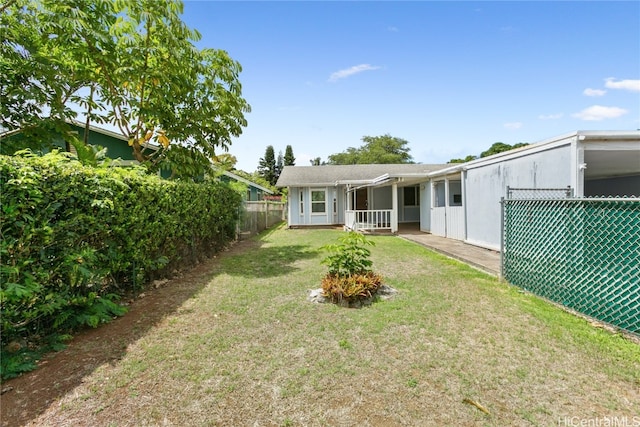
[0, 239, 257, 427]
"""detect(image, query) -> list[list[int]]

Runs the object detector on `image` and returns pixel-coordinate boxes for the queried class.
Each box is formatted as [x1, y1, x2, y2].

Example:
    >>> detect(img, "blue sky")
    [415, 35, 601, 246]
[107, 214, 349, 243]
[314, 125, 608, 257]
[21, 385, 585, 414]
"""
[181, 1, 640, 172]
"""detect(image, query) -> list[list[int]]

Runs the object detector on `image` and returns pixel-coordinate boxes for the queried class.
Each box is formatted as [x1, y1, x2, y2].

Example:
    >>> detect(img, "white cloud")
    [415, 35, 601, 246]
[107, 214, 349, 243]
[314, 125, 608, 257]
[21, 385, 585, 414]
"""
[572, 105, 628, 121]
[387, 26, 399, 32]
[583, 88, 606, 97]
[538, 113, 563, 120]
[503, 122, 522, 130]
[605, 78, 640, 92]
[328, 64, 381, 82]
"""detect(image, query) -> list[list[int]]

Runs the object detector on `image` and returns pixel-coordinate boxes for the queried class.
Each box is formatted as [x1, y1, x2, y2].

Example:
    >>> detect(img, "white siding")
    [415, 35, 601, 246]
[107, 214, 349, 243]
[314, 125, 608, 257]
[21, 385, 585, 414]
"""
[431, 208, 446, 236]
[287, 186, 345, 226]
[465, 144, 573, 250]
[420, 182, 431, 232]
[287, 187, 303, 226]
[446, 206, 465, 240]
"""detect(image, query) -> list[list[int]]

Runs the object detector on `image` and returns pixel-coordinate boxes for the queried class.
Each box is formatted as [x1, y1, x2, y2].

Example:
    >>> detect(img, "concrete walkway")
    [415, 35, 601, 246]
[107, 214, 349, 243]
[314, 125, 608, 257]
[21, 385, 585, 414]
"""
[397, 227, 501, 277]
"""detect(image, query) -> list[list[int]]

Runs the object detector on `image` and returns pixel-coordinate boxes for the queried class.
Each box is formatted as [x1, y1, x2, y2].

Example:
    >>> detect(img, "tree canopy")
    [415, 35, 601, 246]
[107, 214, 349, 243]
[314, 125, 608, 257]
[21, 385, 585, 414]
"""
[449, 142, 528, 163]
[1, 0, 250, 178]
[327, 134, 414, 165]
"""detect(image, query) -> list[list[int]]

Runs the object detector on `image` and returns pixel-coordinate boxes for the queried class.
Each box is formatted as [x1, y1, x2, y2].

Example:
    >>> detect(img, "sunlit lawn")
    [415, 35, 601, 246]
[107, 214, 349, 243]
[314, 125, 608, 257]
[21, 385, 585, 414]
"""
[33, 225, 640, 427]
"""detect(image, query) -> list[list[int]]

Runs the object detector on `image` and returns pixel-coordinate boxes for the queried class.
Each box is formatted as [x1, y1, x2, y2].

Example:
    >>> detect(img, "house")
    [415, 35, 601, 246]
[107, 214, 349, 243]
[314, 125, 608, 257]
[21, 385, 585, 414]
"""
[276, 130, 640, 250]
[276, 163, 447, 231]
[0, 120, 273, 201]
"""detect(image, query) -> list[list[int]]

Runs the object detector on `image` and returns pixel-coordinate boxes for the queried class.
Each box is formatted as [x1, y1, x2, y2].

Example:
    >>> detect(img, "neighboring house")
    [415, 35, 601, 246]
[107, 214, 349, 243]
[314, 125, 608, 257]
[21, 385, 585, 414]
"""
[218, 170, 274, 201]
[0, 120, 273, 201]
[276, 130, 640, 250]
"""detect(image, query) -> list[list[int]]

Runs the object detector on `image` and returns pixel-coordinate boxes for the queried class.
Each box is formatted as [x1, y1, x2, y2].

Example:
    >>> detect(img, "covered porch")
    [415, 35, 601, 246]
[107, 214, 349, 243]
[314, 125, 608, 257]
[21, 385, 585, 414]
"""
[342, 172, 425, 233]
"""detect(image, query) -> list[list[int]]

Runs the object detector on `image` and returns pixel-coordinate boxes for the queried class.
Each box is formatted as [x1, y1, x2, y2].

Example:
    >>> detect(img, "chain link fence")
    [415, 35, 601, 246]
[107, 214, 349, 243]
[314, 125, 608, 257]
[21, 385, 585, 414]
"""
[502, 189, 639, 334]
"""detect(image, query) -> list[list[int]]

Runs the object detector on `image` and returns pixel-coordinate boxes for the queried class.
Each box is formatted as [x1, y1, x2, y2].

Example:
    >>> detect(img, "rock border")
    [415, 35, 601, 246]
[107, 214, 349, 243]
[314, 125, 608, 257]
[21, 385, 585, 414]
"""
[307, 285, 398, 308]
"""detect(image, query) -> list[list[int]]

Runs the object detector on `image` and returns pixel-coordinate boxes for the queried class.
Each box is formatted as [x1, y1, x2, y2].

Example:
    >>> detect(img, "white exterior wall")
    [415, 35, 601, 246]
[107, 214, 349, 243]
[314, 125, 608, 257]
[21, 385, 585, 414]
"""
[287, 187, 302, 226]
[446, 206, 465, 240]
[464, 144, 573, 250]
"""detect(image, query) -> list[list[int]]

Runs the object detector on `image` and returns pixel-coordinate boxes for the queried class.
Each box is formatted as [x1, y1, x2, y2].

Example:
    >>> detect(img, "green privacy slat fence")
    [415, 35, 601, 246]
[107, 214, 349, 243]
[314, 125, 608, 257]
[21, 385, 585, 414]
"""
[502, 195, 640, 334]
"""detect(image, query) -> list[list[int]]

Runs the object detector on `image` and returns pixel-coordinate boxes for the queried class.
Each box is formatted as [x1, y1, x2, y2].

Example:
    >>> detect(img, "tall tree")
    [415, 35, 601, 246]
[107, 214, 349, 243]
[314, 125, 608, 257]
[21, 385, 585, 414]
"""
[258, 145, 277, 186]
[284, 145, 295, 166]
[327, 134, 414, 165]
[275, 150, 284, 182]
[309, 157, 324, 166]
[1, 0, 250, 178]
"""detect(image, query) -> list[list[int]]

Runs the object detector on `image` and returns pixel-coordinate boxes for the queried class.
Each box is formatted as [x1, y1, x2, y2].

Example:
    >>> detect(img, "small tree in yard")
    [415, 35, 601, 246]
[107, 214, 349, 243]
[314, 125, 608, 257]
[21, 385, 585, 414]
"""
[320, 231, 383, 306]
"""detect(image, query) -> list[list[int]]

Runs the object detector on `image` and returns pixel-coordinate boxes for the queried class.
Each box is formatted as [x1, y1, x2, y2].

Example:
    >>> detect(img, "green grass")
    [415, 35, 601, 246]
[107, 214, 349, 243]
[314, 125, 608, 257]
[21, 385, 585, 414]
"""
[32, 225, 640, 426]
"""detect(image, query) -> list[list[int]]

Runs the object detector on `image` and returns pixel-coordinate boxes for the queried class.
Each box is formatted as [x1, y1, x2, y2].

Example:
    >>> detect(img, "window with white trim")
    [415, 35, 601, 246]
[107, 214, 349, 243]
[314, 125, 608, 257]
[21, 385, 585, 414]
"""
[299, 190, 304, 215]
[311, 190, 326, 214]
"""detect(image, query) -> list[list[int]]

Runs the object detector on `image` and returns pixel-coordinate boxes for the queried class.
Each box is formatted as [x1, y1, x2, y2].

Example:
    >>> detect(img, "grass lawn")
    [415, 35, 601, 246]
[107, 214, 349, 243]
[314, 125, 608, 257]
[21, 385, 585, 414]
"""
[30, 225, 640, 426]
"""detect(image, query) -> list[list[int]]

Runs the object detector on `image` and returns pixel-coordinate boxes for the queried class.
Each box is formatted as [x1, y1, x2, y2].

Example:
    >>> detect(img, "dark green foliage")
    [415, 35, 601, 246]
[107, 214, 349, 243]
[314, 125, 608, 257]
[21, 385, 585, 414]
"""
[449, 142, 529, 163]
[309, 157, 325, 166]
[258, 145, 277, 186]
[284, 145, 295, 166]
[448, 155, 478, 164]
[0, 151, 242, 380]
[480, 142, 528, 158]
[276, 151, 284, 182]
[327, 134, 414, 165]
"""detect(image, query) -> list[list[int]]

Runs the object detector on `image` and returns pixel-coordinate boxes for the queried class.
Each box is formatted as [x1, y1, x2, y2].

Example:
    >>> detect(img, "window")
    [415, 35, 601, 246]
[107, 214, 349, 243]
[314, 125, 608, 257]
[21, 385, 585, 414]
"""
[449, 181, 462, 206]
[299, 191, 304, 215]
[403, 186, 420, 206]
[311, 190, 326, 213]
[434, 181, 446, 207]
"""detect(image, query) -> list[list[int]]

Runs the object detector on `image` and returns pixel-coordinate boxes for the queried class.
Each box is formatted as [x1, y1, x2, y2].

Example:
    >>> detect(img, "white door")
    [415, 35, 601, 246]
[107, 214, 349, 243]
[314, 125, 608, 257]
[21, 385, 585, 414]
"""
[431, 207, 447, 236]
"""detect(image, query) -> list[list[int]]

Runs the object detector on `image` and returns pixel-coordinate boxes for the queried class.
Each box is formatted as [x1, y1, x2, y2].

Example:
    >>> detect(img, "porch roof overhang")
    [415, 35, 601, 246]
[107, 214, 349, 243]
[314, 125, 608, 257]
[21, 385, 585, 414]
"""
[337, 172, 430, 192]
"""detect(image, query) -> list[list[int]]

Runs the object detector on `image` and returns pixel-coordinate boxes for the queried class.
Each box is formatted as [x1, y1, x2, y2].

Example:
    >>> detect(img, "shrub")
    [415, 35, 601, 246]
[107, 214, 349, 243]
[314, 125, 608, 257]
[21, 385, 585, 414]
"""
[0, 151, 242, 380]
[320, 231, 383, 305]
[321, 271, 383, 304]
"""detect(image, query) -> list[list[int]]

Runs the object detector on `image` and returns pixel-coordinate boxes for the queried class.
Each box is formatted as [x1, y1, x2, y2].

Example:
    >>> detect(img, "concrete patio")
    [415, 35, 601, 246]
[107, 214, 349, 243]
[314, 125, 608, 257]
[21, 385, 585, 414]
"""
[397, 223, 501, 277]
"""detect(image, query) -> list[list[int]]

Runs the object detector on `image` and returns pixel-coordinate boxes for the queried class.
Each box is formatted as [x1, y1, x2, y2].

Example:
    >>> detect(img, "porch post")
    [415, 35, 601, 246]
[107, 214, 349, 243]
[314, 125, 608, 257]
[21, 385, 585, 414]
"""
[391, 182, 398, 233]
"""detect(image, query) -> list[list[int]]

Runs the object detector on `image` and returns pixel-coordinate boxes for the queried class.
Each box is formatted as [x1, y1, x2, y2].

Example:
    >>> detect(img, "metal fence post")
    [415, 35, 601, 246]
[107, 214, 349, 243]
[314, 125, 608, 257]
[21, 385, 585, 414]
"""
[500, 197, 505, 280]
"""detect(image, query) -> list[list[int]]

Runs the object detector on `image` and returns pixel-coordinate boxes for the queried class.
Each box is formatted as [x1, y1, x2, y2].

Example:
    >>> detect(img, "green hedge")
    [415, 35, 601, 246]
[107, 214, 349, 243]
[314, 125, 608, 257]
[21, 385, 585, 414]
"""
[0, 152, 242, 379]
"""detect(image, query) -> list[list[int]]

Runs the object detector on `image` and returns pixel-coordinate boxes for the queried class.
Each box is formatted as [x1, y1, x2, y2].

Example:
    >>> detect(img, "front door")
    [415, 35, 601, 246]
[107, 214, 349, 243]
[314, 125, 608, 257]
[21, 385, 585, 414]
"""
[355, 188, 368, 210]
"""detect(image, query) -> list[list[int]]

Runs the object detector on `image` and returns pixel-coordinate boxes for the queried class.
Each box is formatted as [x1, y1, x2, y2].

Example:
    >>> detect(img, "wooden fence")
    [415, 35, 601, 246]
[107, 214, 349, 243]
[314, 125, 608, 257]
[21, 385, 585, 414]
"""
[237, 201, 286, 238]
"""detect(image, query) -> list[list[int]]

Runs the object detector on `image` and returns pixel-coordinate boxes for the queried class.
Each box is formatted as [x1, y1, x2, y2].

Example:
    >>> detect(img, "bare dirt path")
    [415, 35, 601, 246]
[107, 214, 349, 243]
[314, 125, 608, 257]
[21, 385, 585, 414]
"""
[0, 239, 256, 427]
